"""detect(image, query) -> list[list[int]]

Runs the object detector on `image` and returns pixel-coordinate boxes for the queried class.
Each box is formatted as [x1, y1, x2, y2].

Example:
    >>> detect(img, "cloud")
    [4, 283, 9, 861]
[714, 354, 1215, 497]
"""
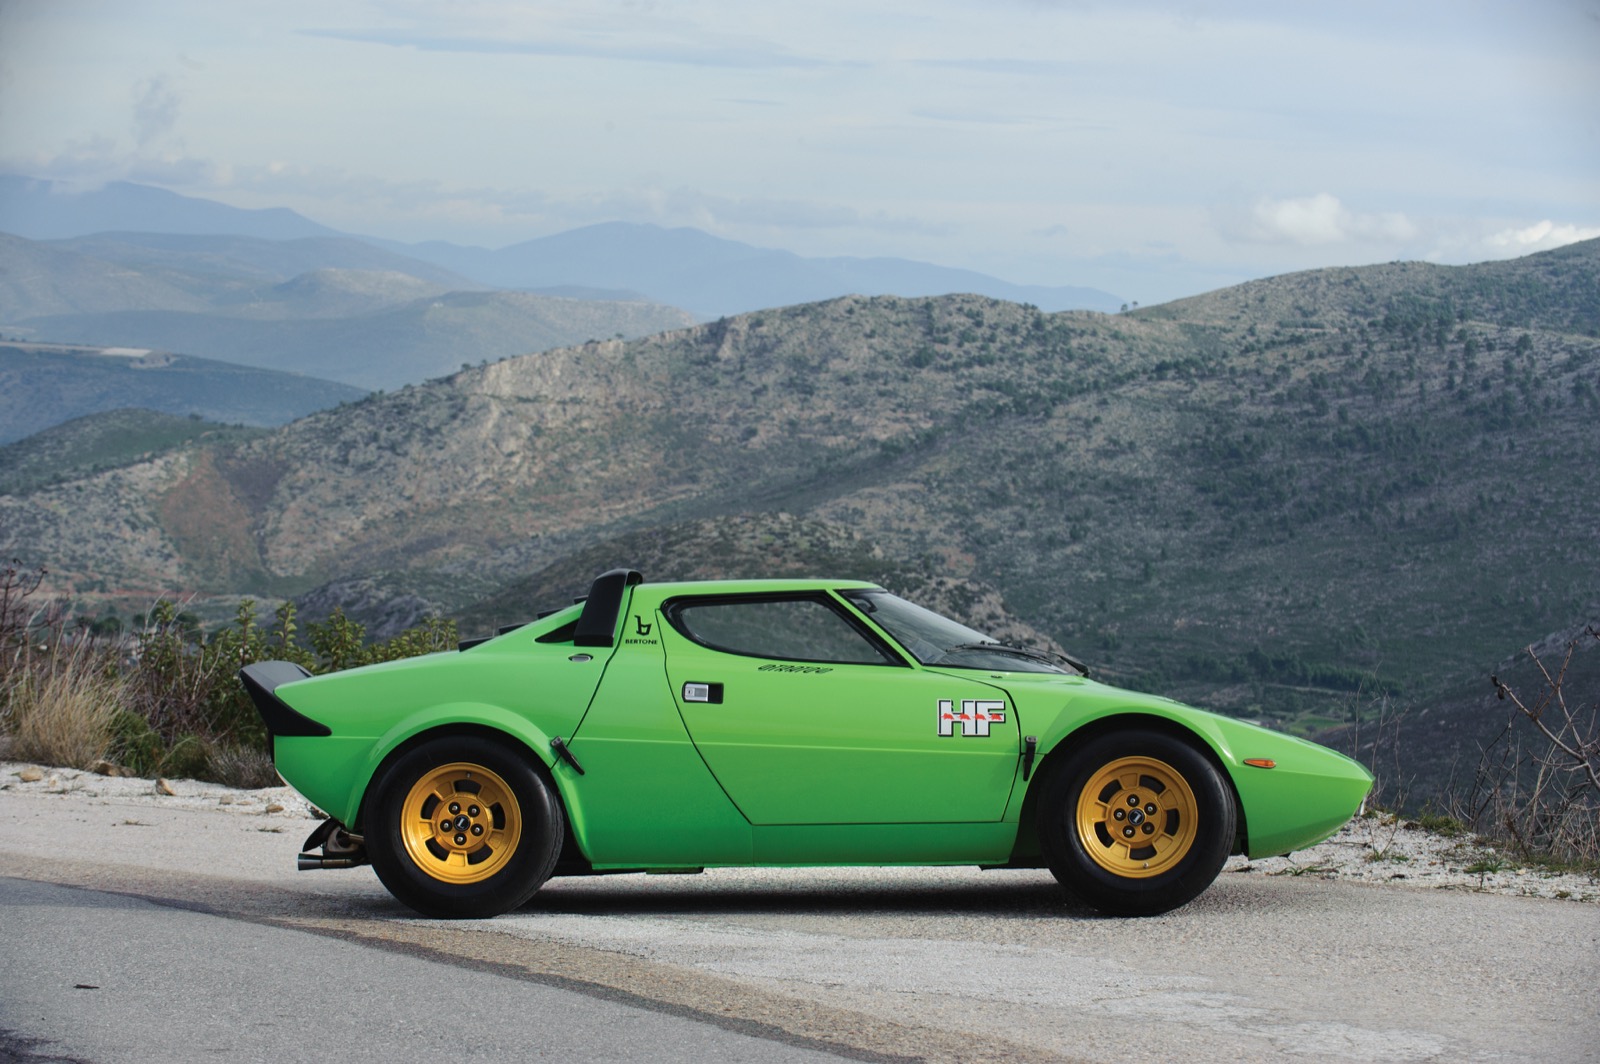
[300, 27, 830, 69]
[1484, 219, 1600, 253]
[1217, 193, 1418, 246]
[912, 57, 1077, 76]
[132, 76, 180, 148]
[6, 136, 215, 189]
[1, 72, 202, 186]
[4, 135, 124, 181]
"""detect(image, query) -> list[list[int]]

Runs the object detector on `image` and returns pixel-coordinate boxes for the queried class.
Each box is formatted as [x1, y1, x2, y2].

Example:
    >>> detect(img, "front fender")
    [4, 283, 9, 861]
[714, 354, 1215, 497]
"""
[1010, 679, 1371, 858]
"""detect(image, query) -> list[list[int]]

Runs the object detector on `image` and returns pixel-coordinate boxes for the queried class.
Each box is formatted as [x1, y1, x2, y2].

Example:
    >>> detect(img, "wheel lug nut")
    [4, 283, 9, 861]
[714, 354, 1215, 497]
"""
[449, 802, 461, 815]
[439, 820, 452, 832]
[1142, 823, 1155, 835]
[1126, 795, 1139, 806]
[454, 833, 467, 846]
[1113, 809, 1126, 821]
[1123, 826, 1135, 839]
[468, 805, 480, 817]
[1145, 803, 1157, 816]
[471, 824, 484, 836]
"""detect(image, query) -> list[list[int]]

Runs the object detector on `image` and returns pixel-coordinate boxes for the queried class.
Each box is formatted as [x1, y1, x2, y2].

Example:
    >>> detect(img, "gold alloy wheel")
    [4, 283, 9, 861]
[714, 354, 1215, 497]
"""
[399, 762, 523, 885]
[1075, 755, 1199, 878]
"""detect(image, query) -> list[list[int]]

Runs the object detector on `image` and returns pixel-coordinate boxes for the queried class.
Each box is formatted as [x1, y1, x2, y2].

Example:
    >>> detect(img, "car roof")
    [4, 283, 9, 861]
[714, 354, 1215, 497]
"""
[630, 578, 883, 597]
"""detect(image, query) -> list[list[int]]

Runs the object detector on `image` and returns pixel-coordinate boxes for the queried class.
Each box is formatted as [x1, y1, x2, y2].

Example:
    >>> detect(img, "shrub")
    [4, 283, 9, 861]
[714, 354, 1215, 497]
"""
[107, 708, 164, 777]
[7, 640, 124, 770]
[2, 577, 455, 787]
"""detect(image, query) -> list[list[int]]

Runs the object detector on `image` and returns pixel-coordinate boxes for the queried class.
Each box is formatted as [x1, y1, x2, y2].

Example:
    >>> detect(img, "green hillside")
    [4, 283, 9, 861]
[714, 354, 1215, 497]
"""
[4, 240, 1596, 743]
[0, 343, 367, 444]
[0, 408, 267, 495]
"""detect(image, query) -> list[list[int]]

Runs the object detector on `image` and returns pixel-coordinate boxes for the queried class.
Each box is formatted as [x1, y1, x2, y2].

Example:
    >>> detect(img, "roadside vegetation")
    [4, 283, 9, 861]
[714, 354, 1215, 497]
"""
[1469, 630, 1600, 866]
[0, 559, 455, 788]
[1324, 627, 1600, 872]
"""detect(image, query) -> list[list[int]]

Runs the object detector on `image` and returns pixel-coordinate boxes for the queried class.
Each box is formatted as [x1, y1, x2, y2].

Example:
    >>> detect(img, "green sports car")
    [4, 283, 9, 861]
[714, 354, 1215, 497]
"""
[241, 569, 1372, 919]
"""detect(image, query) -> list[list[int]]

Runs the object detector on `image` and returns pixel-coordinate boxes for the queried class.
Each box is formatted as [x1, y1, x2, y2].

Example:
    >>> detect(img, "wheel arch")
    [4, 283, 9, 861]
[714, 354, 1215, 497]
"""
[353, 721, 564, 835]
[1018, 711, 1248, 858]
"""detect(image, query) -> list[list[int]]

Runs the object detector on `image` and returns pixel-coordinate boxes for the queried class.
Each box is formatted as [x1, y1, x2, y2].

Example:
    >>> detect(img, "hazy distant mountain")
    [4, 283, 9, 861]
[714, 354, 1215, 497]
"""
[0, 343, 366, 443]
[0, 232, 226, 319]
[0, 232, 698, 389]
[22, 289, 698, 389]
[50, 231, 478, 288]
[0, 176, 1123, 317]
[0, 231, 466, 321]
[0, 175, 340, 241]
[383, 222, 1126, 317]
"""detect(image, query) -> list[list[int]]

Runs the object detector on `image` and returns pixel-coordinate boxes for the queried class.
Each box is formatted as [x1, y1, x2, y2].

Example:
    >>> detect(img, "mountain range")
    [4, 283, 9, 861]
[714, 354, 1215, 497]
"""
[0, 176, 1124, 322]
[0, 230, 698, 392]
[3, 238, 1595, 772]
[0, 175, 342, 242]
[375, 222, 1125, 317]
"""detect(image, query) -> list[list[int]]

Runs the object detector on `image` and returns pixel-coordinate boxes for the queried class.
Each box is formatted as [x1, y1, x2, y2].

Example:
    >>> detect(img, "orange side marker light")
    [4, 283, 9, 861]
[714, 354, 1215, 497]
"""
[1243, 758, 1277, 769]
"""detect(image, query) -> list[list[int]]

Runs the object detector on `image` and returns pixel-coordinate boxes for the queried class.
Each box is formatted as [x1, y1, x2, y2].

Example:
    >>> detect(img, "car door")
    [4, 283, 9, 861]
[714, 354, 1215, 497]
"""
[659, 592, 1019, 825]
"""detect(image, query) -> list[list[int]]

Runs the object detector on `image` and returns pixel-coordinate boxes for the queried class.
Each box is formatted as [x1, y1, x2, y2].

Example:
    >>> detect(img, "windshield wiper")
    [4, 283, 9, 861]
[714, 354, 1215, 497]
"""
[939, 642, 1090, 677]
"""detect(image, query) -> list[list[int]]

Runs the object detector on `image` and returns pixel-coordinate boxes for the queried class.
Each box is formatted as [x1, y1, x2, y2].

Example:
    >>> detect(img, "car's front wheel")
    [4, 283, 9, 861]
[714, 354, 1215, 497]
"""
[1038, 728, 1234, 916]
[366, 735, 563, 918]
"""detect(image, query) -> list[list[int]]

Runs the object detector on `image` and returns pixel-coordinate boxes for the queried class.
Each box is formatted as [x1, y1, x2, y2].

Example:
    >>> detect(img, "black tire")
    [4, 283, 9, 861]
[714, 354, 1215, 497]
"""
[1038, 728, 1234, 916]
[366, 735, 564, 918]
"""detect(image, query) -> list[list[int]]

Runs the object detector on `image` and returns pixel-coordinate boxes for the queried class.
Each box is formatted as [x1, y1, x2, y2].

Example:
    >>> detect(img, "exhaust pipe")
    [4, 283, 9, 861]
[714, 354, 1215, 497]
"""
[298, 853, 365, 871]
[297, 820, 367, 871]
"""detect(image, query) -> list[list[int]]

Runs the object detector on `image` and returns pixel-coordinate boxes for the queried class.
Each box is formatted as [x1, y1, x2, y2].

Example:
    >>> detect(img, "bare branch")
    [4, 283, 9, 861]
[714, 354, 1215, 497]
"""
[1490, 635, 1600, 802]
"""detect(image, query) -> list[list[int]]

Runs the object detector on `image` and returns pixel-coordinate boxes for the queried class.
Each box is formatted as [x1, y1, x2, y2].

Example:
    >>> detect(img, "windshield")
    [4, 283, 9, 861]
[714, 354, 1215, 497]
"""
[842, 589, 1076, 674]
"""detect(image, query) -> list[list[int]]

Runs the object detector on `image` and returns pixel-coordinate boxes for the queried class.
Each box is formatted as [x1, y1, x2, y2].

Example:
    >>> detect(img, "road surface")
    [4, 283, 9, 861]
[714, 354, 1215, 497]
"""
[1, 782, 1596, 1062]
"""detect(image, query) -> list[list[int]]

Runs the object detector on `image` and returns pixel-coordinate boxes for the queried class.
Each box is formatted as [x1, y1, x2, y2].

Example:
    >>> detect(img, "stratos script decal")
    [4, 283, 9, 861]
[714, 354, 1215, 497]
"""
[937, 698, 1006, 737]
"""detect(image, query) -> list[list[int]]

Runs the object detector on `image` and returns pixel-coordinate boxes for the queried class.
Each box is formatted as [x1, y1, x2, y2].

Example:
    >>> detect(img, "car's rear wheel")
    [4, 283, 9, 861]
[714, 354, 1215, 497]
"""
[1039, 728, 1234, 916]
[367, 735, 563, 918]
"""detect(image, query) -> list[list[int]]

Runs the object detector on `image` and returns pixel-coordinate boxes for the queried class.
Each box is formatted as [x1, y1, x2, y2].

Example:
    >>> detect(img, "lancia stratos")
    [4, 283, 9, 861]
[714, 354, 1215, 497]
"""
[241, 569, 1372, 918]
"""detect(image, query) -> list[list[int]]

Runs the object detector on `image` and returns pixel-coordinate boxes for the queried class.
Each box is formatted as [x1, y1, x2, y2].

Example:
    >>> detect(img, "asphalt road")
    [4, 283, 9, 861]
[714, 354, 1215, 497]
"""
[1, 876, 857, 1063]
[2, 788, 1598, 1063]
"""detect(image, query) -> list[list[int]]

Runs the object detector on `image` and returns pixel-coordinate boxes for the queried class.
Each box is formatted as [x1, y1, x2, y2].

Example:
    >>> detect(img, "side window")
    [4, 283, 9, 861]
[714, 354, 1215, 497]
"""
[670, 597, 894, 664]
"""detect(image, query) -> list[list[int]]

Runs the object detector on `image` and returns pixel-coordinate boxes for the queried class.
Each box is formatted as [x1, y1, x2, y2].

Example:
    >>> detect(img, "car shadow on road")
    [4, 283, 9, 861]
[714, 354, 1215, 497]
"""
[520, 869, 1107, 920]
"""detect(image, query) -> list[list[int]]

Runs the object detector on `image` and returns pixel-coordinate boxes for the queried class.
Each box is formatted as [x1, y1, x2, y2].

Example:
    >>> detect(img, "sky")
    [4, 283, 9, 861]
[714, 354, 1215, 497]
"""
[1, 0, 1597, 304]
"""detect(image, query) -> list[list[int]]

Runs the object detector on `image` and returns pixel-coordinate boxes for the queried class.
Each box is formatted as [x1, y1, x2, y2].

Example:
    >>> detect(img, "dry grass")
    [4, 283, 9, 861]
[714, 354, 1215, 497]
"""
[5, 644, 124, 770]
[205, 742, 281, 790]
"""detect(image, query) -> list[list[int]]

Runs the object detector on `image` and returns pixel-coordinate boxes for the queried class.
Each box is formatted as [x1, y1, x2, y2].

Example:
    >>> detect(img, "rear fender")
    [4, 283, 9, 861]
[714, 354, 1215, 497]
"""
[337, 704, 563, 832]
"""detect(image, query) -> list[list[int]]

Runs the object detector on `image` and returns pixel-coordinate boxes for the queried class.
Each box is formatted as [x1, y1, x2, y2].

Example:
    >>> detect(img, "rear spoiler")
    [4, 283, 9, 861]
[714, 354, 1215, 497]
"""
[239, 661, 330, 737]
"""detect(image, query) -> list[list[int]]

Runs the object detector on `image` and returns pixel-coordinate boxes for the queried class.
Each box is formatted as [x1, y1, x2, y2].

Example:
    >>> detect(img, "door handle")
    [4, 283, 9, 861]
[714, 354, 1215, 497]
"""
[682, 682, 724, 704]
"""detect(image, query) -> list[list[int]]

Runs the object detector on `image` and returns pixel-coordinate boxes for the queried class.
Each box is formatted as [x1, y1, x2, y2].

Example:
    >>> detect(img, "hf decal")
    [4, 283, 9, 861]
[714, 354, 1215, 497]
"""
[937, 698, 1006, 737]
